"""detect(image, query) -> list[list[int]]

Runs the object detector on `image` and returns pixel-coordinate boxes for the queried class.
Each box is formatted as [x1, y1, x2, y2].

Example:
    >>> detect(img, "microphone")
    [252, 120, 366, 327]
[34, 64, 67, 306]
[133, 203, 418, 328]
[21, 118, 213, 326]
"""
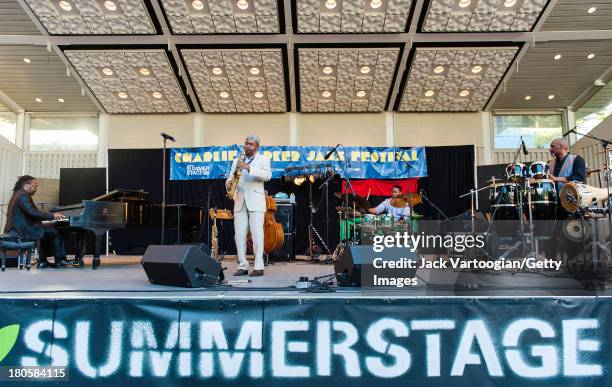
[161, 132, 176, 142]
[562, 128, 575, 137]
[419, 188, 426, 197]
[521, 139, 529, 156]
[324, 144, 340, 160]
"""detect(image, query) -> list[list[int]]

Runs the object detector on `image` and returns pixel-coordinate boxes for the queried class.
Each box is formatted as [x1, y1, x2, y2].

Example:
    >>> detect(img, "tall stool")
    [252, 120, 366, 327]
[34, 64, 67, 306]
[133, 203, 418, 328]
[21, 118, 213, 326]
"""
[1, 235, 36, 271]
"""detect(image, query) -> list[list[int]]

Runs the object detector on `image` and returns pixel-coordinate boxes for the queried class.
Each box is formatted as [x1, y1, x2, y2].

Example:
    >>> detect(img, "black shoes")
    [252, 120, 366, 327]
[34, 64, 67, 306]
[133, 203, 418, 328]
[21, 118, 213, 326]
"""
[56, 259, 70, 267]
[37, 260, 48, 269]
[233, 269, 249, 276]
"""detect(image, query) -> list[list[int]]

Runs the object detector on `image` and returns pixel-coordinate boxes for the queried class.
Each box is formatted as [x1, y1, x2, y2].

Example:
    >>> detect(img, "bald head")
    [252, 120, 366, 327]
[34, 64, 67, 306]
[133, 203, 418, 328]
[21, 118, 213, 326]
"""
[550, 137, 569, 158]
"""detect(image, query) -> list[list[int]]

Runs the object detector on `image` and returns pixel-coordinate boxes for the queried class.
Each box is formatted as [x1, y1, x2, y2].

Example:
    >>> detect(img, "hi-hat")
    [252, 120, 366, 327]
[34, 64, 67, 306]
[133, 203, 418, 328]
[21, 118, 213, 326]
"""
[334, 192, 370, 210]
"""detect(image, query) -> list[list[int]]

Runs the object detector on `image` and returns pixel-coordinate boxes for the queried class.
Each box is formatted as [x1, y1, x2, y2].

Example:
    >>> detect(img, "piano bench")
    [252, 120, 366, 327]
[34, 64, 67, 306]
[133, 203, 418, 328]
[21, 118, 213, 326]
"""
[0, 236, 36, 272]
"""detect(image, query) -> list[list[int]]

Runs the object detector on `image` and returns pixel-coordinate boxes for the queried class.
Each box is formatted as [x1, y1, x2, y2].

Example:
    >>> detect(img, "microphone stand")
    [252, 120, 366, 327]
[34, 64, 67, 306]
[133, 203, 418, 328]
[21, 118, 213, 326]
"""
[160, 134, 174, 245]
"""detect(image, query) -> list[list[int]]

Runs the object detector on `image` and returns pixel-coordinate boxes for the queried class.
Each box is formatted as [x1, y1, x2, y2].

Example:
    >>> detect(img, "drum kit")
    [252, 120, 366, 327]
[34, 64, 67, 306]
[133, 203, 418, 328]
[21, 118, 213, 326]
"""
[331, 191, 423, 251]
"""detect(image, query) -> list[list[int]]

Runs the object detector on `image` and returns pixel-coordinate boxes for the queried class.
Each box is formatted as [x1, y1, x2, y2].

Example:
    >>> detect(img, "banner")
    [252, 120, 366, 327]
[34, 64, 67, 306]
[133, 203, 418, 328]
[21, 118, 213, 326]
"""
[0, 298, 609, 386]
[170, 145, 427, 180]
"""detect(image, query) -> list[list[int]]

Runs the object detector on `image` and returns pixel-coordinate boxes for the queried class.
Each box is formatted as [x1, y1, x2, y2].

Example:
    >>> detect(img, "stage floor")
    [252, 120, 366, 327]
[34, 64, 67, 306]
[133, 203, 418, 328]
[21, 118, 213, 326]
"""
[1, 254, 611, 299]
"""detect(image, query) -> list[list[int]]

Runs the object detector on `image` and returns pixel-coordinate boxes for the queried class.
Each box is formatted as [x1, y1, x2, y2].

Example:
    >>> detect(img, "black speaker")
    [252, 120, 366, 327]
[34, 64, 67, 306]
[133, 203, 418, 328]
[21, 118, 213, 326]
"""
[270, 203, 296, 260]
[334, 245, 418, 287]
[141, 245, 223, 287]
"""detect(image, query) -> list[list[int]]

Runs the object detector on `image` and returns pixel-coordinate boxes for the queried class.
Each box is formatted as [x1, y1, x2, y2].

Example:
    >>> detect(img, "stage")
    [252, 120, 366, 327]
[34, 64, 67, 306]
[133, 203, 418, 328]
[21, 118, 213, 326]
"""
[1, 255, 610, 299]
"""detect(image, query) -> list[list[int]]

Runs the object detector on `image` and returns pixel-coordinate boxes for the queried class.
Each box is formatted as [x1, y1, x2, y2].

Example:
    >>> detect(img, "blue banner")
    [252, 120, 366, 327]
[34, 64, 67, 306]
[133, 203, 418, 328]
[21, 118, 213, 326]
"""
[170, 145, 427, 180]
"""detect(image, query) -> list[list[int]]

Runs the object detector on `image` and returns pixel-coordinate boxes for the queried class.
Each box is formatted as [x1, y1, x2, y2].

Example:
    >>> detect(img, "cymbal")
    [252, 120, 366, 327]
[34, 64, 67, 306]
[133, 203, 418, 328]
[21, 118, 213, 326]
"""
[334, 192, 370, 210]
[390, 193, 422, 208]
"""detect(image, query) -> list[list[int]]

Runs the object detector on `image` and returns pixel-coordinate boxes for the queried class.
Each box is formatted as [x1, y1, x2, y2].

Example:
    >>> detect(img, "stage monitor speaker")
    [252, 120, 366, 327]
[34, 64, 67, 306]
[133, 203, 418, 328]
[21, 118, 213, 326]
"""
[270, 203, 296, 260]
[141, 245, 222, 287]
[334, 245, 418, 287]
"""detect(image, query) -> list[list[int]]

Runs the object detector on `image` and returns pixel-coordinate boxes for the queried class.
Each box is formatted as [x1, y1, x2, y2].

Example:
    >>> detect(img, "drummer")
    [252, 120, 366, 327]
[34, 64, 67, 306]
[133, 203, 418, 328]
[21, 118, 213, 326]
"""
[367, 185, 410, 222]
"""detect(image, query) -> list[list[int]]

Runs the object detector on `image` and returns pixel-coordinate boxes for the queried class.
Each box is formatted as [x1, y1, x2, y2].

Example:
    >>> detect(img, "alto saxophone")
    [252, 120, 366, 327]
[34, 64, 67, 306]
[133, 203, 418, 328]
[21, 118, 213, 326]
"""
[226, 150, 246, 199]
[211, 214, 219, 259]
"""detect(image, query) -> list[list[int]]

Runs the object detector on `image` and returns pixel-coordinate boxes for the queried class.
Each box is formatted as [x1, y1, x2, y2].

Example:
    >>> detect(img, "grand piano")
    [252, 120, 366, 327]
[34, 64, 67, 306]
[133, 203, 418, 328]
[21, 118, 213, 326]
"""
[46, 200, 125, 269]
[48, 189, 204, 267]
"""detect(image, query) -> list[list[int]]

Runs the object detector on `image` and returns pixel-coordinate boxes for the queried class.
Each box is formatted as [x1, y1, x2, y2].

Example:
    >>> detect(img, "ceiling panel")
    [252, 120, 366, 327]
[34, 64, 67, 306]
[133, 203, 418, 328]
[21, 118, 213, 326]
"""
[298, 47, 399, 112]
[64, 49, 190, 113]
[161, 0, 280, 34]
[0, 0, 40, 35]
[540, 0, 612, 31]
[182, 48, 286, 112]
[493, 40, 612, 110]
[398, 46, 518, 111]
[0, 45, 98, 112]
[23, 0, 156, 35]
[422, 0, 548, 32]
[296, 0, 412, 33]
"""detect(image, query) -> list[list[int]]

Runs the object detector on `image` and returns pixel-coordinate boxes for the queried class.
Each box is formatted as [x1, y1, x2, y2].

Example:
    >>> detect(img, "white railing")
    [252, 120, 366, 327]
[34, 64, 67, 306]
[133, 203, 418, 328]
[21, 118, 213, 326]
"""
[24, 152, 97, 179]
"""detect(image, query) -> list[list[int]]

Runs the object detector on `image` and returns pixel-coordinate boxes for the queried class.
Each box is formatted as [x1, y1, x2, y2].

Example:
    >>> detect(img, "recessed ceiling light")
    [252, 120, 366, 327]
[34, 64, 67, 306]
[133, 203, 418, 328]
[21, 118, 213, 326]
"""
[471, 65, 482, 74]
[503, 0, 516, 7]
[192, 0, 204, 10]
[139, 67, 150, 76]
[322, 66, 333, 74]
[459, 90, 470, 97]
[58, 1, 72, 11]
[23, 58, 31, 63]
[236, 0, 249, 10]
[58, 98, 65, 103]
[458, 0, 471, 8]
[104, 1, 117, 11]
[425, 90, 435, 97]
[548, 94, 555, 100]
[152, 92, 162, 99]
[35, 97, 42, 103]
[249, 67, 260, 75]
[360, 66, 370, 74]
[212, 67, 223, 75]
[219, 91, 229, 99]
[587, 53, 595, 59]
[370, 0, 382, 9]
[433, 65, 445, 74]
[554, 54, 562, 60]
[118, 92, 128, 99]
[588, 7, 596, 14]
[524, 95, 531, 101]
[325, 0, 337, 10]
[322, 91, 332, 98]
[102, 67, 113, 76]
[356, 90, 367, 98]
[254, 91, 264, 98]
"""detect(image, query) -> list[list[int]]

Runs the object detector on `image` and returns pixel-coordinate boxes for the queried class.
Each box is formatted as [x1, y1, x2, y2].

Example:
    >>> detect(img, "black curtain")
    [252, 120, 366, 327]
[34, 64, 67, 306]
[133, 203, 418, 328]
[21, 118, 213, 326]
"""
[108, 145, 474, 254]
[418, 145, 475, 219]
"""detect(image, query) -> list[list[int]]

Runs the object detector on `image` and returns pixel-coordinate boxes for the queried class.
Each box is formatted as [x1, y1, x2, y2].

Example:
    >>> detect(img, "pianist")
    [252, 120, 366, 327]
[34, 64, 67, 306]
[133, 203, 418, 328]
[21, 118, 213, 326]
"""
[3, 175, 68, 268]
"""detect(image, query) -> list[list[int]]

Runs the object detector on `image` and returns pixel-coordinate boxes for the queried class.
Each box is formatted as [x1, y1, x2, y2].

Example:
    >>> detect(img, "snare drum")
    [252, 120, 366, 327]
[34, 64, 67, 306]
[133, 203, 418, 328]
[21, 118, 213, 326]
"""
[379, 215, 394, 227]
[529, 161, 549, 179]
[506, 163, 527, 184]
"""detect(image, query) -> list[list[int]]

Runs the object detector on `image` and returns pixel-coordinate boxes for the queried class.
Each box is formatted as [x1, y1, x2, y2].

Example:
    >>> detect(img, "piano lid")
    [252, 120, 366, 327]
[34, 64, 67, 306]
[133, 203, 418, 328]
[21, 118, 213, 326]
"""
[92, 189, 148, 202]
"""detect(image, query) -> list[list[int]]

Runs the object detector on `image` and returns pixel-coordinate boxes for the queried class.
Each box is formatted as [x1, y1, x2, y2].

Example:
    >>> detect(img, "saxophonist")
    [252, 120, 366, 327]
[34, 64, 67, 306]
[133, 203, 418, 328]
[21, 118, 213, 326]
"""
[225, 135, 271, 277]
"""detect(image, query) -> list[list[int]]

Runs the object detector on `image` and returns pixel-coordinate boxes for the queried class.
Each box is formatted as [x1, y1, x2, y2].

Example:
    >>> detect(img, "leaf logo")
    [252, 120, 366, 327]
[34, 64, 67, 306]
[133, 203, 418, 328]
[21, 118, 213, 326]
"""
[0, 324, 20, 363]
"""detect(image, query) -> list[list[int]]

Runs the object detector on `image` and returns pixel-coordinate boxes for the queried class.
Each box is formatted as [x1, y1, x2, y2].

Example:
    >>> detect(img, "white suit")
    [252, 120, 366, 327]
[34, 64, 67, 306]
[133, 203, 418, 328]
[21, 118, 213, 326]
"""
[225, 152, 271, 271]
